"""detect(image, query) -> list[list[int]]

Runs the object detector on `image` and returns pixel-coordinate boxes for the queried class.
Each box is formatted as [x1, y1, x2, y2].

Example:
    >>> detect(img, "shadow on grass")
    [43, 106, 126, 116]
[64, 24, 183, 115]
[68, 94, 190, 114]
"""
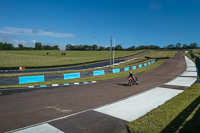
[161, 96, 200, 133]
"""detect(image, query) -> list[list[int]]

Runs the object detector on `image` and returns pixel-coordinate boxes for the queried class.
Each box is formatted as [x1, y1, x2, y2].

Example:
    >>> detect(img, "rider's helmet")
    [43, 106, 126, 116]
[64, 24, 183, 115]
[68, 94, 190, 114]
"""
[129, 71, 132, 74]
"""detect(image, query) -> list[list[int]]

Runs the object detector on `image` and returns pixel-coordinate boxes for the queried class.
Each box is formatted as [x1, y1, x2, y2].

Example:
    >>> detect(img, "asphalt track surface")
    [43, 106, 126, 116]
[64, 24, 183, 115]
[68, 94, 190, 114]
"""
[0, 60, 123, 74]
[0, 51, 186, 133]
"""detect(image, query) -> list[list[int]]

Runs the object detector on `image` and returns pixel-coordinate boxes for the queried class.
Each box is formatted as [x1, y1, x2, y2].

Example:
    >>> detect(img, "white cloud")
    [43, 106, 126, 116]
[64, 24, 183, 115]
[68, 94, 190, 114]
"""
[0, 27, 75, 38]
[31, 40, 36, 43]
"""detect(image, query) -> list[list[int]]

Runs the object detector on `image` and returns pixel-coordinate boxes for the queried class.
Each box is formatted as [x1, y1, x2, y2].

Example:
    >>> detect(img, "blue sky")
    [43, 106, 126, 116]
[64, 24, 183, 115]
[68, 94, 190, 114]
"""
[0, 0, 200, 49]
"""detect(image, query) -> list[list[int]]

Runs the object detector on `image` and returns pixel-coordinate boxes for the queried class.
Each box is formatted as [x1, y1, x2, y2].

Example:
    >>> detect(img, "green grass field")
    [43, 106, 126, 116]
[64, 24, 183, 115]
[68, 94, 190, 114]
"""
[0, 50, 140, 67]
[127, 83, 200, 133]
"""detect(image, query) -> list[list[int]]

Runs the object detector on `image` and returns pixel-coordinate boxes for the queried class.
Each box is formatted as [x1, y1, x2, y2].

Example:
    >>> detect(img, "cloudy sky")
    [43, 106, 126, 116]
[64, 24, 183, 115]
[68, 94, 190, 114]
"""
[0, 0, 200, 49]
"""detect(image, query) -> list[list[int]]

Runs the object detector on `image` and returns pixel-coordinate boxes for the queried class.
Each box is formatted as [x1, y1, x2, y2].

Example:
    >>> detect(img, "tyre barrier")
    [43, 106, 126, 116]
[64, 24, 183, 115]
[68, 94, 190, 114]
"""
[0, 60, 156, 86]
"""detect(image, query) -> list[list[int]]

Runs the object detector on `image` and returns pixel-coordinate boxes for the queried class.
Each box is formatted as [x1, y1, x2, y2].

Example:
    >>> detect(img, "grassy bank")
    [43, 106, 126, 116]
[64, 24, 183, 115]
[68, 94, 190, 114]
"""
[127, 83, 200, 133]
[0, 60, 164, 89]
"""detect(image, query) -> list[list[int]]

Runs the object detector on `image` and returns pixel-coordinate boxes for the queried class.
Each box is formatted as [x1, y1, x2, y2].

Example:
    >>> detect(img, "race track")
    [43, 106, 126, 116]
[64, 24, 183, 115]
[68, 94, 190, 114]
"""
[0, 51, 187, 132]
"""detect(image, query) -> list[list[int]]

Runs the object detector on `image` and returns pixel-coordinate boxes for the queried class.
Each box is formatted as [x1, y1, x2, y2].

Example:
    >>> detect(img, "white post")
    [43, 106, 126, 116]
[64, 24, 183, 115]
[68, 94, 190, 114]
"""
[113, 38, 115, 68]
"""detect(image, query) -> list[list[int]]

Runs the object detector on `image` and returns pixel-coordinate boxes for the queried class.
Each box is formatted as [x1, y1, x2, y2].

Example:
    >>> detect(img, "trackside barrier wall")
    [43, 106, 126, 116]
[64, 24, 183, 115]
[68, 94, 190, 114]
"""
[112, 68, 120, 73]
[0, 60, 156, 86]
[124, 67, 129, 71]
[64, 73, 80, 80]
[19, 75, 44, 84]
[93, 70, 105, 76]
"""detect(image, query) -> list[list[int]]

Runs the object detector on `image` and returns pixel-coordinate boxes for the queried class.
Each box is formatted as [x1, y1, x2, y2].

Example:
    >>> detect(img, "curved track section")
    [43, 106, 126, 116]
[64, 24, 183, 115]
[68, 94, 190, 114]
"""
[0, 51, 186, 132]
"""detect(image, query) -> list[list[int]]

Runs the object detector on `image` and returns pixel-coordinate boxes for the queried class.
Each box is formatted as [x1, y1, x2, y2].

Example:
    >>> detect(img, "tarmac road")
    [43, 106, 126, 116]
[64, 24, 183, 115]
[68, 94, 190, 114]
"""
[0, 51, 186, 132]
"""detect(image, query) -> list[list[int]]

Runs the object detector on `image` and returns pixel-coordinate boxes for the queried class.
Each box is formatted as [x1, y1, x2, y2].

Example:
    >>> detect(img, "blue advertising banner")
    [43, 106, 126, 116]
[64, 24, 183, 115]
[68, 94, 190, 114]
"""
[93, 70, 105, 76]
[19, 75, 44, 84]
[112, 68, 120, 73]
[124, 67, 129, 71]
[64, 73, 80, 79]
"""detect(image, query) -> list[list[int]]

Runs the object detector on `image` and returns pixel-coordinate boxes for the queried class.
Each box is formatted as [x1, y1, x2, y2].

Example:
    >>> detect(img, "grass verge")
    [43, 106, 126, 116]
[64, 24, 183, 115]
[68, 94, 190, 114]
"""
[127, 83, 200, 133]
[0, 60, 164, 89]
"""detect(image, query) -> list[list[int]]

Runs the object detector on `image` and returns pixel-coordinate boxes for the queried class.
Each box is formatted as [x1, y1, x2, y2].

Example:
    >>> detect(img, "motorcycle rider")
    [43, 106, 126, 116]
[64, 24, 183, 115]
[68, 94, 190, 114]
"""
[128, 71, 136, 82]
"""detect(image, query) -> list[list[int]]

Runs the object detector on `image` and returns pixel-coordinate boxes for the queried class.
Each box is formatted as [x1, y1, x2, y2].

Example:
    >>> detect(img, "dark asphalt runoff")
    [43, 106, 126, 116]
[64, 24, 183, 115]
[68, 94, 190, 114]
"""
[0, 51, 186, 133]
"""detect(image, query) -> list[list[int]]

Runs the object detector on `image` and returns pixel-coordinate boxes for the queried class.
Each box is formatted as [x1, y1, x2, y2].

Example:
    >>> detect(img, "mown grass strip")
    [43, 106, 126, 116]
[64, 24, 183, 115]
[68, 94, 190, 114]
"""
[127, 83, 200, 133]
[0, 60, 164, 89]
[0, 50, 140, 67]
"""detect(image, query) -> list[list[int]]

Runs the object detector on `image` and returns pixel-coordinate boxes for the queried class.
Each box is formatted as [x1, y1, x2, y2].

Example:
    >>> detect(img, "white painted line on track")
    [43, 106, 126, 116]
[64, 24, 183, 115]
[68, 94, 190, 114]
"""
[94, 87, 183, 122]
[12, 123, 64, 133]
[52, 84, 59, 86]
[165, 77, 196, 87]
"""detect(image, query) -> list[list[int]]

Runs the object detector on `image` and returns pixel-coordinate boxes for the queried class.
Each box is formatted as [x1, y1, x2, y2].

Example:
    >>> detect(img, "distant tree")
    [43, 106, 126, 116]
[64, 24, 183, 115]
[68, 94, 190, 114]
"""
[7, 43, 14, 50]
[66, 44, 74, 50]
[18, 44, 24, 50]
[52, 45, 60, 50]
[115, 45, 123, 51]
[91, 44, 98, 51]
[127, 46, 136, 51]
[0, 42, 3, 50]
[182, 44, 188, 49]
[175, 43, 181, 49]
[82, 45, 91, 51]
[167, 44, 174, 49]
[98, 46, 105, 51]
[105, 47, 110, 51]
[34, 42, 43, 50]
[43, 45, 52, 50]
[190, 42, 198, 49]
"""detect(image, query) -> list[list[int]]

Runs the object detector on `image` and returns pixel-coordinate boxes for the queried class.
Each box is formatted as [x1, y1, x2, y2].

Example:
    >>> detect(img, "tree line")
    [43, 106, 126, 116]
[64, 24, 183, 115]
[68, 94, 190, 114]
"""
[65, 43, 198, 51]
[0, 42, 198, 51]
[165, 43, 198, 49]
[0, 42, 60, 50]
[65, 44, 161, 51]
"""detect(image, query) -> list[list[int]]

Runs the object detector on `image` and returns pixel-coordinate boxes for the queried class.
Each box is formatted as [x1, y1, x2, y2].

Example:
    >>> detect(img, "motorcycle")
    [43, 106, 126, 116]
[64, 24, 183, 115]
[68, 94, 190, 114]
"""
[128, 77, 139, 86]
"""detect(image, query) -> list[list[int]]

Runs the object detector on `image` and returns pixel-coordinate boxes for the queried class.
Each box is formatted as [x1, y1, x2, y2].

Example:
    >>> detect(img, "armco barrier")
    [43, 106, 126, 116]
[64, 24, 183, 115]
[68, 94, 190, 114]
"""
[0, 60, 156, 86]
